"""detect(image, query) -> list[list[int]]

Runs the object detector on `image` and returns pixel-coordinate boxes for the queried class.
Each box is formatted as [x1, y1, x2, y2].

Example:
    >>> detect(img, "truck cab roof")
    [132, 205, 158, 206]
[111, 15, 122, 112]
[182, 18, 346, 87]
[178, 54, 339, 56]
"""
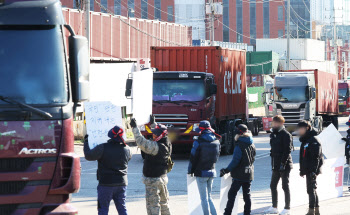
[275, 72, 313, 87]
[0, 0, 64, 25]
[153, 71, 213, 79]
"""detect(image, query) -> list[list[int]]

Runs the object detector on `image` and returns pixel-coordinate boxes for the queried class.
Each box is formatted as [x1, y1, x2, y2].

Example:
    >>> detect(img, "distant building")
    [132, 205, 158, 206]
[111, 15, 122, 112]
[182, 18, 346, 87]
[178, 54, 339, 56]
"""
[60, 0, 175, 22]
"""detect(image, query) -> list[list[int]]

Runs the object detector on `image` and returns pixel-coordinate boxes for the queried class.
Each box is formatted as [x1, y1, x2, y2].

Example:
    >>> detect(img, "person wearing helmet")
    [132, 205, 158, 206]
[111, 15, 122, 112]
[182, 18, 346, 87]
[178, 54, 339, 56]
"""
[188, 120, 221, 215]
[297, 120, 324, 215]
[220, 124, 256, 215]
[130, 116, 172, 215]
[83, 126, 132, 215]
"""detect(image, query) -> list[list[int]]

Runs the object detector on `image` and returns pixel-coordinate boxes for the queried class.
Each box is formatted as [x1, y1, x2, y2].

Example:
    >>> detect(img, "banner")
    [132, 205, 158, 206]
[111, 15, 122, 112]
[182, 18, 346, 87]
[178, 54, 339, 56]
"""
[220, 175, 240, 215]
[85, 101, 124, 149]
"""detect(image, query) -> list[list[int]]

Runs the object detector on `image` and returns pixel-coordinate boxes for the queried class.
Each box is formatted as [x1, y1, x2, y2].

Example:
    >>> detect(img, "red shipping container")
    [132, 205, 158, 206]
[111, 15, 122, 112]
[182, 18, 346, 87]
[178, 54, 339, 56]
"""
[314, 70, 338, 114]
[151, 46, 247, 120]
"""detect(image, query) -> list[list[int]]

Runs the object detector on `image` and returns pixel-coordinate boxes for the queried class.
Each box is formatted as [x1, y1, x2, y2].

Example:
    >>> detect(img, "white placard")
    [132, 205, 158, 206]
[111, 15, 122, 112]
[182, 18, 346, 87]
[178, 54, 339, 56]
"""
[220, 175, 240, 215]
[248, 93, 258, 103]
[187, 175, 204, 215]
[317, 124, 345, 159]
[85, 101, 124, 149]
[132, 69, 153, 125]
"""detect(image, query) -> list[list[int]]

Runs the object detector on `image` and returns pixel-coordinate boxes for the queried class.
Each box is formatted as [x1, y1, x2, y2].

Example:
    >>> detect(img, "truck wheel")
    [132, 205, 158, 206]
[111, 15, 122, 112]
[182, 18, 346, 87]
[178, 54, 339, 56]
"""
[253, 121, 259, 136]
[221, 121, 235, 155]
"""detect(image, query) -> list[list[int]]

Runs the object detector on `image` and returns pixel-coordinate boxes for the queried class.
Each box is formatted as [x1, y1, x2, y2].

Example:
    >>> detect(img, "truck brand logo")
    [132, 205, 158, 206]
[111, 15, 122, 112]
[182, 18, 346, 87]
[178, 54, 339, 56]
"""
[179, 74, 188, 78]
[224, 71, 242, 94]
[165, 124, 174, 128]
[19, 147, 57, 155]
[282, 103, 299, 109]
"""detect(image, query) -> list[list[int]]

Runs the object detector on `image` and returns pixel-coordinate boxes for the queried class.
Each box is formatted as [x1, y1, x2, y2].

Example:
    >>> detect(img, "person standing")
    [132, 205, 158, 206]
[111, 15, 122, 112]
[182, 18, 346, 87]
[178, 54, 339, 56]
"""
[265, 116, 293, 215]
[84, 126, 132, 215]
[188, 120, 221, 215]
[130, 117, 172, 215]
[220, 124, 256, 215]
[297, 120, 324, 215]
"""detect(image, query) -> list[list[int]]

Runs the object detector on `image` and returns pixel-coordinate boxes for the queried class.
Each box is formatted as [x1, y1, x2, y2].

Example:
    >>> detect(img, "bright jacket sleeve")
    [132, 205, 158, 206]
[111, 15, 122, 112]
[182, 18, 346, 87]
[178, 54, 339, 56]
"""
[226, 145, 242, 171]
[132, 127, 159, 156]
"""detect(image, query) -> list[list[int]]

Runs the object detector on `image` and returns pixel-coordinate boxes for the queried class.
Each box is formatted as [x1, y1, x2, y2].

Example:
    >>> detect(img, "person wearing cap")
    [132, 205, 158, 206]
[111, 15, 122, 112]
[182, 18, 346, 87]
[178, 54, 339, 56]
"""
[265, 115, 293, 215]
[297, 120, 324, 215]
[83, 126, 132, 215]
[187, 120, 221, 215]
[130, 116, 172, 215]
[220, 124, 256, 215]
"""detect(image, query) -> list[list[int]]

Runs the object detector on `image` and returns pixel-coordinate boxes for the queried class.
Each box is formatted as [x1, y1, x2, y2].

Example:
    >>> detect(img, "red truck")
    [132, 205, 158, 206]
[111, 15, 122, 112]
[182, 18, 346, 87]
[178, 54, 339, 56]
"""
[140, 46, 260, 154]
[273, 70, 338, 131]
[0, 0, 89, 214]
[338, 80, 350, 116]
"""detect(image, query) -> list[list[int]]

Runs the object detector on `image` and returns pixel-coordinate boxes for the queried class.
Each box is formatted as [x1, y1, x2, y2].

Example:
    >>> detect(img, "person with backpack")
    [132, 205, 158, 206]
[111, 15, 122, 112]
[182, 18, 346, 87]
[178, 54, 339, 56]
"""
[83, 126, 132, 215]
[265, 116, 293, 215]
[297, 120, 324, 215]
[188, 120, 221, 215]
[220, 124, 256, 215]
[130, 116, 172, 215]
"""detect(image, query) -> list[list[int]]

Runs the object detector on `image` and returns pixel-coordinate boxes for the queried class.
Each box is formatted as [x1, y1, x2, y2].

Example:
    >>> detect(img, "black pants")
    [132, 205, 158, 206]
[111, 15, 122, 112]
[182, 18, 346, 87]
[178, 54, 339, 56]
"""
[306, 174, 319, 208]
[224, 180, 251, 215]
[270, 169, 291, 209]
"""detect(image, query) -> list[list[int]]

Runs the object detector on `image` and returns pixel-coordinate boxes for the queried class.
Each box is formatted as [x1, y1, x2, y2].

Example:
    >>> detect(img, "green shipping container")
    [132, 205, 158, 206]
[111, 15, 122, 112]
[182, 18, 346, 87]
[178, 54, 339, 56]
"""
[246, 51, 280, 75]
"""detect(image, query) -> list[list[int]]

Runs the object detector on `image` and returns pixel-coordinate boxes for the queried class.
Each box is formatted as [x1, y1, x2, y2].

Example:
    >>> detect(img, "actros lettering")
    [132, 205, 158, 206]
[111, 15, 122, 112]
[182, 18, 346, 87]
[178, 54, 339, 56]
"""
[224, 71, 242, 94]
[19, 147, 57, 155]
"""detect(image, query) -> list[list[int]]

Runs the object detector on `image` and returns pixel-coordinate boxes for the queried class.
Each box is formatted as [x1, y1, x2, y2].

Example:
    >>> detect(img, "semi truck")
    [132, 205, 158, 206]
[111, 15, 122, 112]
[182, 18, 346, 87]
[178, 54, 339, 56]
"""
[338, 80, 350, 116]
[273, 70, 338, 131]
[141, 46, 260, 154]
[0, 0, 89, 214]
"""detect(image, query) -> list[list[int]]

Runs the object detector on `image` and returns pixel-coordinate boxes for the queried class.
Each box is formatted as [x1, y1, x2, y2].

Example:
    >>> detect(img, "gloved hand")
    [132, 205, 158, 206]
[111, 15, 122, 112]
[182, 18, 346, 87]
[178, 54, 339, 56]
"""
[150, 115, 156, 125]
[310, 172, 317, 180]
[279, 164, 285, 172]
[130, 118, 137, 128]
[342, 137, 348, 141]
[188, 173, 194, 177]
[220, 168, 229, 177]
[299, 171, 304, 177]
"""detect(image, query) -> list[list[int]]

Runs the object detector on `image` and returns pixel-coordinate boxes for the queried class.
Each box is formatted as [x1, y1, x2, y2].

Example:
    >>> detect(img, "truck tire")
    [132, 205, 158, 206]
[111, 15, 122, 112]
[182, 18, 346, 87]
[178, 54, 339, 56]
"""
[253, 121, 259, 136]
[332, 116, 339, 130]
[221, 121, 235, 155]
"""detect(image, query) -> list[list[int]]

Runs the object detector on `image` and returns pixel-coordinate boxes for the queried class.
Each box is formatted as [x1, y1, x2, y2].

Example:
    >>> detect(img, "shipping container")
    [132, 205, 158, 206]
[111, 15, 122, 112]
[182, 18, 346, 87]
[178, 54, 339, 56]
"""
[314, 70, 339, 114]
[278, 59, 336, 74]
[246, 51, 280, 75]
[256, 39, 325, 61]
[151, 46, 247, 120]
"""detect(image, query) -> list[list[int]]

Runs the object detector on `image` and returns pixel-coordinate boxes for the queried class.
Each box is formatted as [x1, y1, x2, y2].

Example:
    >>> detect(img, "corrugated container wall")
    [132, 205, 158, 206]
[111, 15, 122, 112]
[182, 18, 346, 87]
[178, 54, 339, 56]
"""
[151, 46, 247, 120]
[256, 39, 325, 61]
[62, 9, 192, 59]
[246, 51, 280, 75]
[279, 60, 336, 74]
[314, 70, 338, 114]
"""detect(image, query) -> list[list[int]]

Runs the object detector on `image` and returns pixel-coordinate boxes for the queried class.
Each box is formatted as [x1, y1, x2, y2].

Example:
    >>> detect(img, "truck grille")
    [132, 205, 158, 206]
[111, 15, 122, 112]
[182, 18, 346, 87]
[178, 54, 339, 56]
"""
[280, 109, 305, 125]
[154, 114, 188, 130]
[0, 204, 18, 215]
[0, 158, 34, 172]
[339, 105, 347, 112]
[0, 181, 27, 195]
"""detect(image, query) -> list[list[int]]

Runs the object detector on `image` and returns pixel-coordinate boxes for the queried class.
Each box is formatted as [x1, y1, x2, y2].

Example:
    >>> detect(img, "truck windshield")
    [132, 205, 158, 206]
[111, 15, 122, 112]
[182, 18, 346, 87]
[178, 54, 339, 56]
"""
[0, 25, 68, 105]
[153, 79, 205, 102]
[275, 87, 309, 102]
[339, 88, 348, 98]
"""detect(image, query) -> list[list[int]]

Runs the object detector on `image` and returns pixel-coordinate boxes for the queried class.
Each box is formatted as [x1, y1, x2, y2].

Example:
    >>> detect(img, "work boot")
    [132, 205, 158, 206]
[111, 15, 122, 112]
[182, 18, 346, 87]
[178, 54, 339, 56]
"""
[315, 207, 320, 215]
[306, 208, 315, 215]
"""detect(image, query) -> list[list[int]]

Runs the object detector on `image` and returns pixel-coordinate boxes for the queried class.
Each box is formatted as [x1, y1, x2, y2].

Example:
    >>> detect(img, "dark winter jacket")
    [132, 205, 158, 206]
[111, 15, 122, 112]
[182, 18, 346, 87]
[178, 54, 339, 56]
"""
[226, 132, 256, 182]
[188, 131, 221, 177]
[143, 137, 172, 177]
[84, 139, 132, 186]
[344, 129, 350, 160]
[299, 128, 324, 176]
[270, 127, 293, 170]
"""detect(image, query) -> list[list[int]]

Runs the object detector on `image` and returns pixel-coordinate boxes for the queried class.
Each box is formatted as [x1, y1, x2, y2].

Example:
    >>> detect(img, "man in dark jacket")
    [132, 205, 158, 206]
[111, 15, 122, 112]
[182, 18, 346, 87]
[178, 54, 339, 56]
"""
[130, 117, 172, 215]
[265, 115, 293, 215]
[84, 125, 132, 215]
[220, 124, 256, 215]
[297, 120, 324, 215]
[188, 120, 221, 215]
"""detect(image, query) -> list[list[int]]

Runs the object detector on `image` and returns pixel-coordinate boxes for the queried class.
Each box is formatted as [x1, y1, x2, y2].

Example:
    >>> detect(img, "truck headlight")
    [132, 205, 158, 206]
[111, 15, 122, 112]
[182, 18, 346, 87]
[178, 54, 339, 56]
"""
[193, 123, 199, 131]
[140, 125, 146, 131]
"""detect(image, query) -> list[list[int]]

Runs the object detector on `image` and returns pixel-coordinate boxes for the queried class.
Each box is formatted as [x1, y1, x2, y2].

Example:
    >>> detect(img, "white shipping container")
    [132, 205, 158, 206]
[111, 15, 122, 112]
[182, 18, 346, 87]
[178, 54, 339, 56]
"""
[278, 60, 336, 74]
[256, 39, 325, 61]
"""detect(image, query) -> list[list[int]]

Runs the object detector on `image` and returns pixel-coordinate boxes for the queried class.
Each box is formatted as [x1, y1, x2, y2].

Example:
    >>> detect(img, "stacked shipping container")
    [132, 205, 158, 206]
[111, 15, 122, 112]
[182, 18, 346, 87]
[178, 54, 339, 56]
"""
[62, 9, 192, 59]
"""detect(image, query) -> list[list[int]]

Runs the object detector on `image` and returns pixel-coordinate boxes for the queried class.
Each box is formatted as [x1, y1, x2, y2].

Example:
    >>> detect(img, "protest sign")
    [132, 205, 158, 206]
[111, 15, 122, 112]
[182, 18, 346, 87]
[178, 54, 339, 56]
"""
[220, 175, 240, 215]
[85, 101, 124, 149]
[187, 175, 204, 215]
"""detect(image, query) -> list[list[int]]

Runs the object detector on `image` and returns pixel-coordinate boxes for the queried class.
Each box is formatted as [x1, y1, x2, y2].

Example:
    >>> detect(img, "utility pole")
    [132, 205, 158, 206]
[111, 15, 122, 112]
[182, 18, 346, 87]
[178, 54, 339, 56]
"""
[84, 0, 90, 55]
[206, 1, 222, 46]
[209, 0, 214, 45]
[333, 6, 338, 79]
[286, 0, 291, 70]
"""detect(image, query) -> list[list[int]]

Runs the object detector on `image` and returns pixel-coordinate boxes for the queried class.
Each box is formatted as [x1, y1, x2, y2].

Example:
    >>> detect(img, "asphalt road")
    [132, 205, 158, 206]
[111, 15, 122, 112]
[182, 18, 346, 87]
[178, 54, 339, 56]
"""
[72, 117, 350, 215]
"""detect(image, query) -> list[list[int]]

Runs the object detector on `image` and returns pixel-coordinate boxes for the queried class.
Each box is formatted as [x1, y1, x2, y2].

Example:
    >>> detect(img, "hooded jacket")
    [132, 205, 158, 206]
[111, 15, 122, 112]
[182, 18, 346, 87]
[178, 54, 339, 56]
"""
[226, 131, 256, 182]
[188, 130, 221, 177]
[299, 128, 324, 176]
[270, 127, 293, 170]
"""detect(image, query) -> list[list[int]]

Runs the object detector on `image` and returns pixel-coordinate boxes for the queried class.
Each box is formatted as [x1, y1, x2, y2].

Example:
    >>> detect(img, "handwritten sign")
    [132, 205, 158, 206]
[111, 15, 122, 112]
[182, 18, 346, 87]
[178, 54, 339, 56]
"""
[85, 101, 124, 149]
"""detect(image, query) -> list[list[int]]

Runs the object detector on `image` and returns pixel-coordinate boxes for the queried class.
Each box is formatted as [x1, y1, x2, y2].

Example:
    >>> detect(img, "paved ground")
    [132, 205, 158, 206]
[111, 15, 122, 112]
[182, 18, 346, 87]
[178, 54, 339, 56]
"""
[72, 117, 350, 215]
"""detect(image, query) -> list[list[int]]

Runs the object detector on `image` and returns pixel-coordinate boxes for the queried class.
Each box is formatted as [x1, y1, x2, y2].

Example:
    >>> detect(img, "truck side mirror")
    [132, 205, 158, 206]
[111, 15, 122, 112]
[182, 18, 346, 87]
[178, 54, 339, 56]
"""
[125, 78, 133, 98]
[209, 84, 217, 95]
[69, 35, 90, 103]
[311, 87, 316, 99]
